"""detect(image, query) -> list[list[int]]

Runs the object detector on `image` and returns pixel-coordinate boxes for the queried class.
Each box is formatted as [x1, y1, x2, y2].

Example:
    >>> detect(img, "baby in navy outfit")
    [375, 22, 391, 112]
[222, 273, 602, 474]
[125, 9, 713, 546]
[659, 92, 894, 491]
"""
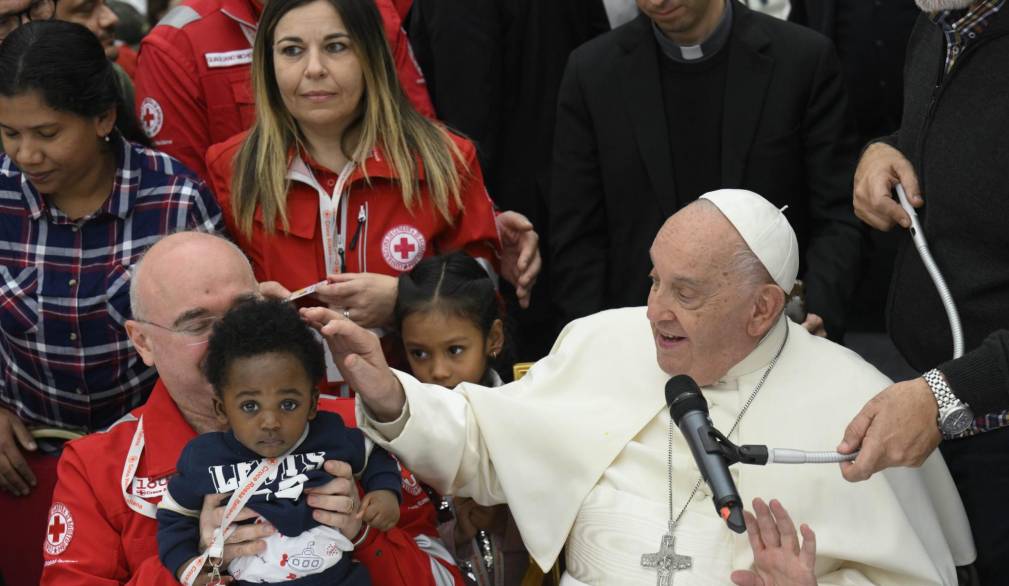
[157, 298, 400, 585]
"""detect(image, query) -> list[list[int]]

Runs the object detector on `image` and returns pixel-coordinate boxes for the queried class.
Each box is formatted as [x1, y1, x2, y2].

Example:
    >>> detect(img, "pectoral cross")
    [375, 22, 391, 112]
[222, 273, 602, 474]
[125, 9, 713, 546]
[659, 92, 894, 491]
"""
[641, 533, 692, 586]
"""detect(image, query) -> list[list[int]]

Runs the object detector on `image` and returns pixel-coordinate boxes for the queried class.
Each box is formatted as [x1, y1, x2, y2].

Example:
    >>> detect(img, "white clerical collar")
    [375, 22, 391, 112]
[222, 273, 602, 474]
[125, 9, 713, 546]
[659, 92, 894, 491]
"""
[719, 315, 788, 383]
[652, 0, 732, 63]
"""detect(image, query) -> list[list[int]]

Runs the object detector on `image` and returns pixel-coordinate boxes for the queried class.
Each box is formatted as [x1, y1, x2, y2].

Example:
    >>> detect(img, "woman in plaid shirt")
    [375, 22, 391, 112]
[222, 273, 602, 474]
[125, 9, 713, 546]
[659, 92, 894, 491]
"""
[0, 20, 224, 500]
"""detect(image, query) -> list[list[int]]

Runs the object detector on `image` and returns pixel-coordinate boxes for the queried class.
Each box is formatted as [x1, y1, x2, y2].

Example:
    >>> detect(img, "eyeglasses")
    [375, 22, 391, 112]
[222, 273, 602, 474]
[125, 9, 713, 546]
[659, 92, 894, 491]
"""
[134, 315, 220, 346]
[0, 0, 55, 40]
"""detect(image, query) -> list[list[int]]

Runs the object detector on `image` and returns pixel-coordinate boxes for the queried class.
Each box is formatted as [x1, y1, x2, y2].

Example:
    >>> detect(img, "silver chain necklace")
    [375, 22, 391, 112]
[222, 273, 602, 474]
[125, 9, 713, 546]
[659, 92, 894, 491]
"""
[641, 325, 789, 585]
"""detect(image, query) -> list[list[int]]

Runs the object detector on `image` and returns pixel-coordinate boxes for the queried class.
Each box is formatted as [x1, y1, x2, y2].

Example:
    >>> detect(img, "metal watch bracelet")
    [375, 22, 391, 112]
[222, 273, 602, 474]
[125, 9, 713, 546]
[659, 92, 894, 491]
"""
[924, 368, 973, 437]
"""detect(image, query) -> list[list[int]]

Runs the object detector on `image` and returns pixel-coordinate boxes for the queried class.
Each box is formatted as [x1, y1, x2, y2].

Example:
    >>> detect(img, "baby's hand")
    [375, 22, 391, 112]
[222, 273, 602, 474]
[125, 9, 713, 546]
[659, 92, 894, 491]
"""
[359, 489, 400, 532]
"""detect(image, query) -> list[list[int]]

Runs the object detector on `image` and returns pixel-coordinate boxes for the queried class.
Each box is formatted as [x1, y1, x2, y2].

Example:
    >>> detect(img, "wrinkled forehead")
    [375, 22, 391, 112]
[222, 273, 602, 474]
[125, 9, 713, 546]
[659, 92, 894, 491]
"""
[169, 291, 260, 329]
[152, 272, 258, 323]
[652, 206, 739, 269]
[138, 246, 258, 323]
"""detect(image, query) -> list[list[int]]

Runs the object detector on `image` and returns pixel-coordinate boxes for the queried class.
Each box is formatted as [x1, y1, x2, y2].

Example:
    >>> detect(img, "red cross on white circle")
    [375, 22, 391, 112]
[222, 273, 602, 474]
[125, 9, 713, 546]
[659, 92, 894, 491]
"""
[393, 236, 417, 260]
[381, 225, 426, 271]
[47, 515, 66, 543]
[139, 97, 163, 138]
[44, 502, 75, 555]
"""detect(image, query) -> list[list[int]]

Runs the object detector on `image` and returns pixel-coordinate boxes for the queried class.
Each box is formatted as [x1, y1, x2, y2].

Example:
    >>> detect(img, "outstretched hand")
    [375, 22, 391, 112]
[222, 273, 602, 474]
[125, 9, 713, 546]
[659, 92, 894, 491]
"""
[299, 307, 405, 421]
[731, 498, 817, 586]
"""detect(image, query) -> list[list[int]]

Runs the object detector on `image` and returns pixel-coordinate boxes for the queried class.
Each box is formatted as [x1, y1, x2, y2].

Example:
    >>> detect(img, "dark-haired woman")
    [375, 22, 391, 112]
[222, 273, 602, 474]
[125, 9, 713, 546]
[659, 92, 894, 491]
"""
[0, 20, 223, 505]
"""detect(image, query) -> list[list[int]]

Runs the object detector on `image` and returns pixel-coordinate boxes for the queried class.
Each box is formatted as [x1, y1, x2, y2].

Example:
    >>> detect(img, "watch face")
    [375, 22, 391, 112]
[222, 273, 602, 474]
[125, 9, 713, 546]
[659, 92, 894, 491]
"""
[942, 409, 974, 435]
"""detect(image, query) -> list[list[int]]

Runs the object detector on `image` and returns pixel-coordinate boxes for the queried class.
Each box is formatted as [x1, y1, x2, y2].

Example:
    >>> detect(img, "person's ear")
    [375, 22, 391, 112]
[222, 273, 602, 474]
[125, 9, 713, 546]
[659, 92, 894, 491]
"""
[213, 395, 229, 426]
[747, 284, 785, 338]
[125, 320, 156, 367]
[95, 106, 117, 141]
[486, 319, 504, 359]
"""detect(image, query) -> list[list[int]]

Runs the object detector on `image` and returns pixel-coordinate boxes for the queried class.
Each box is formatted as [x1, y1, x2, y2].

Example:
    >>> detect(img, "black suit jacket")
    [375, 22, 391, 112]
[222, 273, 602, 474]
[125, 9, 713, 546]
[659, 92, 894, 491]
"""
[408, 0, 609, 206]
[548, 2, 862, 340]
[788, 0, 836, 35]
[789, 0, 919, 145]
[408, 0, 610, 359]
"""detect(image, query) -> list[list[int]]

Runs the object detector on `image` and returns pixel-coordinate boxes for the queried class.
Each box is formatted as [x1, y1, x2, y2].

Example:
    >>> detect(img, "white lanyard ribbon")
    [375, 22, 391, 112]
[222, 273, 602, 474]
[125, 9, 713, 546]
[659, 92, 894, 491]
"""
[314, 160, 356, 386]
[178, 455, 283, 585]
[120, 416, 159, 520]
[318, 161, 356, 277]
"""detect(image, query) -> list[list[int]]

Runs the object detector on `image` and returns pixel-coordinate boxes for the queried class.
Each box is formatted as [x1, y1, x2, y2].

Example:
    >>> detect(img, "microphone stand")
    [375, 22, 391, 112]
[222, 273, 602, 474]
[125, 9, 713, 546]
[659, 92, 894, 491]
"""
[699, 429, 857, 466]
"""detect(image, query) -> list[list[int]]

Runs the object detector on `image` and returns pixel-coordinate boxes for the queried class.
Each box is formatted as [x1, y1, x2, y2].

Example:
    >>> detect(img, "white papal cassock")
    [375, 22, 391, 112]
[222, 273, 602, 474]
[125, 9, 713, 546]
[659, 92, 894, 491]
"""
[358, 308, 974, 585]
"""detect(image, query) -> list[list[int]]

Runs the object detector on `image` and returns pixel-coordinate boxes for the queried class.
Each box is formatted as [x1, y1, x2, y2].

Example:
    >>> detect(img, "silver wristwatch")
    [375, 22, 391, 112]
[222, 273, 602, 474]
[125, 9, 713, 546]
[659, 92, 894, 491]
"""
[923, 369, 973, 437]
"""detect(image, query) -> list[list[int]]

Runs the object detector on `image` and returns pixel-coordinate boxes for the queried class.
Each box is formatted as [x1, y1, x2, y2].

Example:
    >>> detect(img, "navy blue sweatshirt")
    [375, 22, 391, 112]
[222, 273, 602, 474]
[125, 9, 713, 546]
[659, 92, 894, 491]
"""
[157, 411, 401, 583]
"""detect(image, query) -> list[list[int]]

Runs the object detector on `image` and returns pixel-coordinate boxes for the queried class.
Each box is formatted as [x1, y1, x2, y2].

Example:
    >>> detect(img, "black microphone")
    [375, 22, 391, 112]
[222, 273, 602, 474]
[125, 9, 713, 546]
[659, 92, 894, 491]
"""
[665, 375, 746, 534]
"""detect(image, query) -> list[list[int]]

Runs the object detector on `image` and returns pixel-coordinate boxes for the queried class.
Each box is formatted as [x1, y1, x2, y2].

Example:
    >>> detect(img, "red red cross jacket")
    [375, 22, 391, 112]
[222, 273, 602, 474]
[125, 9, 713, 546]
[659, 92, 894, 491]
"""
[40, 380, 463, 586]
[205, 130, 501, 303]
[134, 0, 434, 181]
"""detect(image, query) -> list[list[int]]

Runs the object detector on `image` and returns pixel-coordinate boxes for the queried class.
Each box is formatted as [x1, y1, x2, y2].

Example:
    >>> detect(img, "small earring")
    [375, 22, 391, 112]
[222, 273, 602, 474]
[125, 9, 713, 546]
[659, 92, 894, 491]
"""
[103, 134, 111, 143]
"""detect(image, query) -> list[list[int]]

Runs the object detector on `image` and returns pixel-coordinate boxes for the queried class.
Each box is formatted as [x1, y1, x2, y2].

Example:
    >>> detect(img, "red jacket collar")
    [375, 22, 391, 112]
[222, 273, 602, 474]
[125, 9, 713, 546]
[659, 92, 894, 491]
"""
[219, 0, 260, 30]
[294, 143, 426, 183]
[135, 380, 199, 479]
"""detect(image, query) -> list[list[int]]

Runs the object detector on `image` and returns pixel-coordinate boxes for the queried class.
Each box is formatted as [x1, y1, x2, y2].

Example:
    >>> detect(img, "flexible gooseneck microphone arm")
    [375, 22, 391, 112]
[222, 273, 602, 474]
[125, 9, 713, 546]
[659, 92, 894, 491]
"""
[694, 425, 858, 465]
[895, 183, 964, 359]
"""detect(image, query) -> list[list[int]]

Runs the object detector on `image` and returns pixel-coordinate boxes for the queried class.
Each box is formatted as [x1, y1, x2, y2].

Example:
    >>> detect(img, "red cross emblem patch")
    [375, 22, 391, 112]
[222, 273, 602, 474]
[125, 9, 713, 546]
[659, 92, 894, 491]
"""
[381, 225, 426, 271]
[44, 502, 75, 555]
[139, 97, 164, 138]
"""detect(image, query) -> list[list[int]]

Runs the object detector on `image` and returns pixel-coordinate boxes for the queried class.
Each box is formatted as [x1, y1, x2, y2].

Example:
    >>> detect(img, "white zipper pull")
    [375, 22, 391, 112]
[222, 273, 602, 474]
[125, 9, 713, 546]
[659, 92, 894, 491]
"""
[333, 161, 355, 274]
[349, 205, 366, 251]
[359, 202, 368, 273]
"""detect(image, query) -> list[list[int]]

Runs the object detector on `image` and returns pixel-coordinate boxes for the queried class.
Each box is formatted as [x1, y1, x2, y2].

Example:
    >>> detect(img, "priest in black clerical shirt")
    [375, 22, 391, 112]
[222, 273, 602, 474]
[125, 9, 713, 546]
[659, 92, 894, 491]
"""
[549, 0, 862, 343]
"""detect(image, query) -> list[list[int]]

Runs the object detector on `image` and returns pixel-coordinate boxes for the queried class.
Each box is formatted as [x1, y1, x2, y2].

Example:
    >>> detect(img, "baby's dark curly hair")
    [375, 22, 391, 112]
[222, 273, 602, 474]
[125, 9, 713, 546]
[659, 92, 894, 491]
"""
[204, 297, 325, 396]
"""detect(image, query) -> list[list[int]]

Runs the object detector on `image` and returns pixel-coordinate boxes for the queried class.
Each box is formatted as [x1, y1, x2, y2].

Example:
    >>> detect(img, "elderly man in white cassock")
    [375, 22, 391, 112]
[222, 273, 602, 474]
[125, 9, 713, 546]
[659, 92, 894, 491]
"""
[302, 189, 974, 585]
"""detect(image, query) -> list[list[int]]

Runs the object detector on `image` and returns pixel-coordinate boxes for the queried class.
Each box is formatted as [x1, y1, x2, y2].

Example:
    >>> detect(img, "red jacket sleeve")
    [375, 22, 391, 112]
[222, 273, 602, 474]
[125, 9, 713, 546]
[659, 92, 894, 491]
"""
[353, 469, 465, 586]
[135, 34, 212, 180]
[40, 444, 179, 586]
[437, 136, 501, 274]
[375, 0, 435, 118]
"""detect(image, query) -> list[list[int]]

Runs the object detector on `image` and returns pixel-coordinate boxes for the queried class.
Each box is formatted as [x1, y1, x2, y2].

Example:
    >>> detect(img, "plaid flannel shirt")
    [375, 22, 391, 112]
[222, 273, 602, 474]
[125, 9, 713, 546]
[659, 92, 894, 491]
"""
[932, 0, 1005, 74]
[0, 138, 223, 430]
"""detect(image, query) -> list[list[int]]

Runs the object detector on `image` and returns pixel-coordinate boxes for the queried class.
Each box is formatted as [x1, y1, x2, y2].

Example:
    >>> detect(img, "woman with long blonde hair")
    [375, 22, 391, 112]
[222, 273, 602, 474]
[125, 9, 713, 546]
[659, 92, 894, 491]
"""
[205, 0, 502, 388]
